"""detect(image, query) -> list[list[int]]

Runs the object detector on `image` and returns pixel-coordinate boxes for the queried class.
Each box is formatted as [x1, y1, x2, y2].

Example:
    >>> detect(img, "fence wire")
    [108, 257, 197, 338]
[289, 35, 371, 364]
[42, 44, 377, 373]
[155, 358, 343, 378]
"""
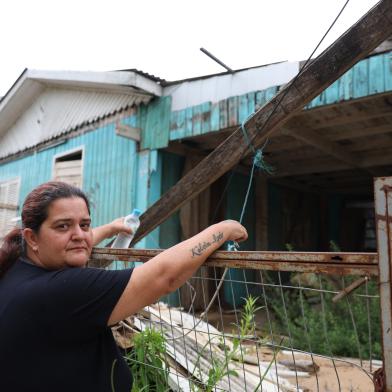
[111, 262, 381, 392]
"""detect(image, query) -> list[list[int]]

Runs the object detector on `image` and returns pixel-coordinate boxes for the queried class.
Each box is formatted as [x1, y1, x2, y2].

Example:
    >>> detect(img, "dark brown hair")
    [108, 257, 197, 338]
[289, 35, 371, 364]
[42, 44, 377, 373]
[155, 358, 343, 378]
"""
[0, 181, 90, 278]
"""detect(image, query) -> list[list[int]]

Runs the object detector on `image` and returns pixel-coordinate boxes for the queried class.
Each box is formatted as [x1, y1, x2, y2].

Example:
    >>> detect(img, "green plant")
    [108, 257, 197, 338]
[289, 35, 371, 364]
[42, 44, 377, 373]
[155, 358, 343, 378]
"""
[264, 240, 382, 359]
[239, 295, 263, 339]
[192, 296, 273, 392]
[125, 328, 170, 392]
[267, 276, 381, 359]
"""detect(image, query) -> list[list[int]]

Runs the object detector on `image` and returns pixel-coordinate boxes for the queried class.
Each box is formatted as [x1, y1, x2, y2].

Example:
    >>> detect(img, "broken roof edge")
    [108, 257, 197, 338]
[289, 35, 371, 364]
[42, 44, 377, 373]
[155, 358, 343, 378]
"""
[161, 60, 288, 87]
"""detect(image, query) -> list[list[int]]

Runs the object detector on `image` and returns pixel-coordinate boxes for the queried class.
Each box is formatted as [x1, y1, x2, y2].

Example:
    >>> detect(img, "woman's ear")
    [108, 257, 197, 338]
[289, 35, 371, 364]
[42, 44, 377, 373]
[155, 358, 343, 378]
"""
[23, 228, 38, 252]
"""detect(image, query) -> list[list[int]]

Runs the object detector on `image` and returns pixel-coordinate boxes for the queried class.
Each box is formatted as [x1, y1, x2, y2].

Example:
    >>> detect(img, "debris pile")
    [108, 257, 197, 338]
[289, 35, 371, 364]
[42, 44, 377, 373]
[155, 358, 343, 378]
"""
[114, 303, 316, 391]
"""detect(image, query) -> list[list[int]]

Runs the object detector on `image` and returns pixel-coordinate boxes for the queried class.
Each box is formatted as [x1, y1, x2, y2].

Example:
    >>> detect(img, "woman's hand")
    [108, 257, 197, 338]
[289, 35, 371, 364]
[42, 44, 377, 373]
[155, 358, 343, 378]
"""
[92, 217, 133, 246]
[106, 217, 133, 238]
[219, 220, 248, 243]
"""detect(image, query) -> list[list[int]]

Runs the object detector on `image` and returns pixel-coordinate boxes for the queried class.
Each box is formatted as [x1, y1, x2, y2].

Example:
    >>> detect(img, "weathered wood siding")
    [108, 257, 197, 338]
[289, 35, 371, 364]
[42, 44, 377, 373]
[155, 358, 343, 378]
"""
[0, 115, 161, 249]
[169, 87, 278, 140]
[166, 51, 392, 143]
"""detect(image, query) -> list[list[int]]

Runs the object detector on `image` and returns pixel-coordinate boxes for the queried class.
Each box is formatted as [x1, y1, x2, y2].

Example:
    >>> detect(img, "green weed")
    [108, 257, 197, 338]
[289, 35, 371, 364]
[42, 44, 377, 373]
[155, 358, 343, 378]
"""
[125, 328, 169, 392]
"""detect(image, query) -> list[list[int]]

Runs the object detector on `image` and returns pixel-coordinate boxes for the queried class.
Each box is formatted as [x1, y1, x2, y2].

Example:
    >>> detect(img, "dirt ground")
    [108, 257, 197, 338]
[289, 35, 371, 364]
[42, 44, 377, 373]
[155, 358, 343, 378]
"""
[283, 353, 377, 392]
[205, 309, 378, 391]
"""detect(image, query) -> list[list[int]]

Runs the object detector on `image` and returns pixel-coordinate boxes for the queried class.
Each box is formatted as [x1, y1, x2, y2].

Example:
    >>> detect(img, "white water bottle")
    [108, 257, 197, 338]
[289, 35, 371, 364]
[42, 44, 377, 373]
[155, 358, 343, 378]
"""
[111, 209, 141, 249]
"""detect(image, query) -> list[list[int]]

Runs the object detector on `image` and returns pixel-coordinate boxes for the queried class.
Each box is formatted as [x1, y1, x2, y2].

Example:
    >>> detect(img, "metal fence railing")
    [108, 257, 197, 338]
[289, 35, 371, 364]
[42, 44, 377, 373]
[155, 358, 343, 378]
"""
[88, 177, 392, 391]
[90, 249, 380, 392]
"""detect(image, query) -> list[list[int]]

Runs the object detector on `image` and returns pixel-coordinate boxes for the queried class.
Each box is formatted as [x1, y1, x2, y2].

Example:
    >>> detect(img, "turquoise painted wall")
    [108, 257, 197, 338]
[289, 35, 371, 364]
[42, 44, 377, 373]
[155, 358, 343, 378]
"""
[0, 116, 161, 249]
[167, 51, 392, 144]
[158, 151, 185, 306]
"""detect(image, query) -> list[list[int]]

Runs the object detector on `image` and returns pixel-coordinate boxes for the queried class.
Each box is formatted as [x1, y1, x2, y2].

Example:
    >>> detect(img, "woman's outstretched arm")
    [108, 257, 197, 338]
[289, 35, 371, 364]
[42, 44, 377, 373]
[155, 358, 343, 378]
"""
[108, 220, 247, 325]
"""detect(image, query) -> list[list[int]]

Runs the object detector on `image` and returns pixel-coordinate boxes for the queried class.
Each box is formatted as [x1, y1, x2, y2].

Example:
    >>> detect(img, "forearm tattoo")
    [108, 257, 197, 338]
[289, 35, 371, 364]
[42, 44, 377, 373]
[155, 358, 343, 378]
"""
[190, 232, 224, 257]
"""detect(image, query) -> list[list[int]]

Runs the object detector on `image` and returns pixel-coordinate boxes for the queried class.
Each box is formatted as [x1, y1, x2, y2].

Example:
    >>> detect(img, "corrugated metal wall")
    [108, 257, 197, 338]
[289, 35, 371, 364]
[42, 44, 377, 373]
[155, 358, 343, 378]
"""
[0, 114, 160, 248]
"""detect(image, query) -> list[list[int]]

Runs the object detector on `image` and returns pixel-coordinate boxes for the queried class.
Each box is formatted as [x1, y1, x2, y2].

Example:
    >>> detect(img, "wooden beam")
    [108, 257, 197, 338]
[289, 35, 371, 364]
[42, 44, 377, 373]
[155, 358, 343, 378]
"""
[309, 101, 392, 129]
[282, 126, 377, 175]
[270, 159, 349, 177]
[128, 1, 392, 246]
[272, 147, 392, 178]
[270, 178, 322, 194]
[327, 123, 392, 142]
[362, 149, 392, 167]
[90, 248, 378, 276]
[268, 123, 392, 153]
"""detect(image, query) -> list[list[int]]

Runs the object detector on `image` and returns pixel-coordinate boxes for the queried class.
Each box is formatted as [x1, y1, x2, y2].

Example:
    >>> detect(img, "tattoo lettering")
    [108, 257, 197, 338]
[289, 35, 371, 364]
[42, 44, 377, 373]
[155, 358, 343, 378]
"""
[191, 231, 224, 257]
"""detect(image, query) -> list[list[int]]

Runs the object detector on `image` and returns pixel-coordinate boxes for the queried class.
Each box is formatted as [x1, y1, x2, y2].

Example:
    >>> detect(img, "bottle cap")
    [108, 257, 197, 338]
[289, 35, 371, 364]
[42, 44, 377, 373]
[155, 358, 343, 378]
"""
[132, 208, 142, 217]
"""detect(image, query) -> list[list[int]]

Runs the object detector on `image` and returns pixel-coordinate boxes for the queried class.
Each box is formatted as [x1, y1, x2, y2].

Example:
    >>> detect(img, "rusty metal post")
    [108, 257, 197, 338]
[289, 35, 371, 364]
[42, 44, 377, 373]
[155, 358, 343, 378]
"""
[375, 177, 392, 391]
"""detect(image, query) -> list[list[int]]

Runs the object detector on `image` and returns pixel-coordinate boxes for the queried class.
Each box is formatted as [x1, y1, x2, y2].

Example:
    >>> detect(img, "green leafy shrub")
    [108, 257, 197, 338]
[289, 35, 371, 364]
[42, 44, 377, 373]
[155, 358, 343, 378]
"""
[267, 275, 381, 359]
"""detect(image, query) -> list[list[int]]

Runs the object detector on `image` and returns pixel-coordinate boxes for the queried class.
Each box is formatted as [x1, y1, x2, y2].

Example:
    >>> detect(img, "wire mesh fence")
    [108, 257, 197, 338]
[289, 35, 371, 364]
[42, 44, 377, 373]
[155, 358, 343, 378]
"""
[92, 249, 381, 392]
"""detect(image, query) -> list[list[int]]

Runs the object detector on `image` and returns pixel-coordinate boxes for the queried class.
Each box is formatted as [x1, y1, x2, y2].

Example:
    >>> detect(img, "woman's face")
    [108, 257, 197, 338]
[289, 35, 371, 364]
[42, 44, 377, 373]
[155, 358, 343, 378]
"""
[26, 197, 93, 269]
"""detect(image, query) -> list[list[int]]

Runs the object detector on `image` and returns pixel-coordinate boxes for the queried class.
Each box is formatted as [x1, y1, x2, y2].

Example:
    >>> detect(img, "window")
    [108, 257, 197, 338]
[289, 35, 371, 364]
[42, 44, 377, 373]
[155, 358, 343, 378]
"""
[53, 148, 83, 188]
[0, 178, 20, 242]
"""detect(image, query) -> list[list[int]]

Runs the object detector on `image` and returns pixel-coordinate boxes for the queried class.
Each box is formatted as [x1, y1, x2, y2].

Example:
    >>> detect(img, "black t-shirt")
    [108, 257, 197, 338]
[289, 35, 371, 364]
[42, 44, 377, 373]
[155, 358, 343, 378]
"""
[0, 258, 134, 392]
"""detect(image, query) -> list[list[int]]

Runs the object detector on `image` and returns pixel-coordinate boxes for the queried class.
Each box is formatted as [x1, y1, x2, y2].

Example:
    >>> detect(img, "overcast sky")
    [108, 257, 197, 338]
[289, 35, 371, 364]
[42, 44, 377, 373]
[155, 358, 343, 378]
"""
[0, 0, 380, 96]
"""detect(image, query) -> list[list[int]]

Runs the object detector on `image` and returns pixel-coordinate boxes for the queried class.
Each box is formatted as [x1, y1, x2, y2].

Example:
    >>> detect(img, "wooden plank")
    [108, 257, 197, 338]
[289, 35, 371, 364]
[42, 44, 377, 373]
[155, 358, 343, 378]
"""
[325, 123, 392, 141]
[219, 99, 228, 129]
[309, 105, 392, 129]
[201, 102, 211, 134]
[369, 54, 385, 95]
[238, 94, 248, 124]
[338, 68, 353, 101]
[228, 96, 238, 127]
[141, 96, 172, 149]
[385, 52, 392, 92]
[115, 122, 141, 141]
[122, 1, 392, 248]
[255, 90, 266, 110]
[170, 111, 185, 140]
[282, 126, 377, 174]
[185, 107, 193, 138]
[210, 102, 220, 131]
[353, 60, 369, 99]
[271, 145, 392, 178]
[90, 248, 378, 276]
[324, 79, 340, 105]
[192, 104, 203, 136]
[247, 92, 256, 118]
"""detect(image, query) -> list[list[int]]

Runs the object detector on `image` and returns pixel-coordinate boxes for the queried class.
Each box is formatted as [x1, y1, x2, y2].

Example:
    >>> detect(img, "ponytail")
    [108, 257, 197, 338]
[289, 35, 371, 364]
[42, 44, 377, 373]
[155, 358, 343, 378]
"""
[0, 227, 23, 278]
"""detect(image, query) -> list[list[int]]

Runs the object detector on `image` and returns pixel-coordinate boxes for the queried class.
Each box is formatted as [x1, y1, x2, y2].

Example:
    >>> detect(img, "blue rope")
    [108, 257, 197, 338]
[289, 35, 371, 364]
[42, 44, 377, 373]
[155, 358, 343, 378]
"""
[227, 119, 274, 252]
[240, 117, 274, 174]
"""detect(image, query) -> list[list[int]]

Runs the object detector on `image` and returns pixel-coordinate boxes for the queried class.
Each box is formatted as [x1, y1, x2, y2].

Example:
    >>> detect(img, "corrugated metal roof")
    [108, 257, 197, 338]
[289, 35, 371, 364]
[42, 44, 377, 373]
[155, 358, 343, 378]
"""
[118, 68, 167, 85]
[0, 69, 161, 160]
[0, 86, 152, 159]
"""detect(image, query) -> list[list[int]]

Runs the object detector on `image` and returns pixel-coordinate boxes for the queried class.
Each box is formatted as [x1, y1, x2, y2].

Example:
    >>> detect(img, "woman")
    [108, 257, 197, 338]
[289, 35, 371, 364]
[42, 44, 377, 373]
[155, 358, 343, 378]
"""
[0, 181, 247, 392]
